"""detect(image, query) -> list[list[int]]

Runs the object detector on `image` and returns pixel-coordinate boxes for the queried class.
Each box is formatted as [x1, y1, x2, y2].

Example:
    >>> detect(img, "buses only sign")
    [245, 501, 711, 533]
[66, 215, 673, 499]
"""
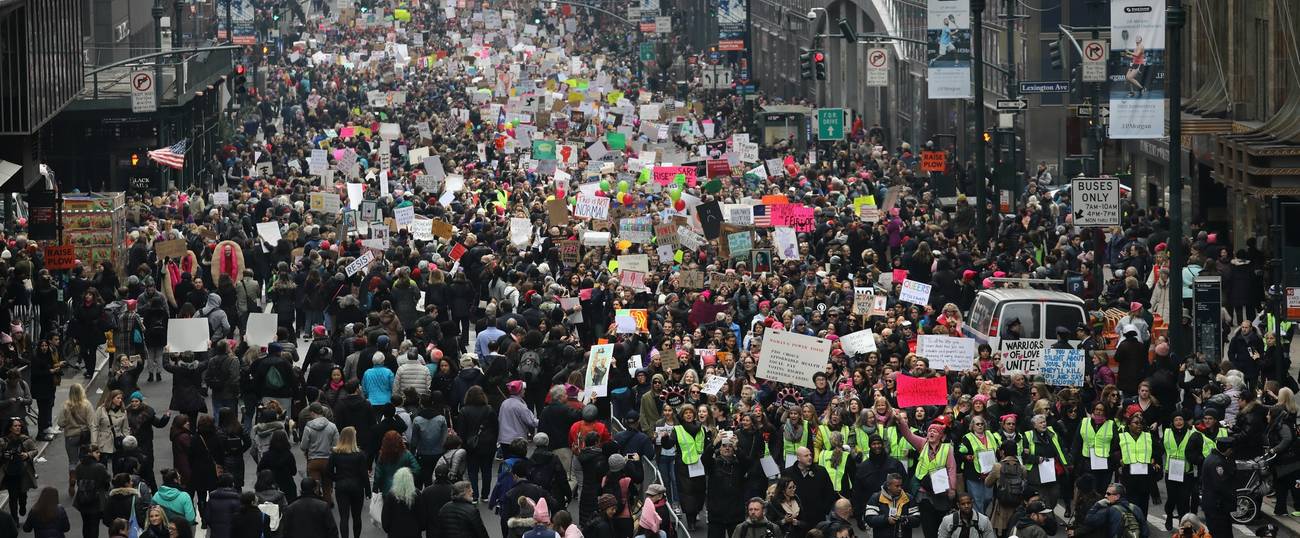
[1071, 178, 1120, 227]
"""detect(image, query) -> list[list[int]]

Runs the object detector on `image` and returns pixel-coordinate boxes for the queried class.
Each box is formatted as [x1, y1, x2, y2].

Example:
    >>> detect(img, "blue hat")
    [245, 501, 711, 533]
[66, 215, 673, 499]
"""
[129, 391, 144, 402]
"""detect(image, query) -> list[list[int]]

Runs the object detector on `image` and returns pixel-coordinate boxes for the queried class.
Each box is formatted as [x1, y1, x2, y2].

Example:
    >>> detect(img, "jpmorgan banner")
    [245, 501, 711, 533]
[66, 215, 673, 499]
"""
[926, 0, 972, 99]
[1109, 0, 1166, 139]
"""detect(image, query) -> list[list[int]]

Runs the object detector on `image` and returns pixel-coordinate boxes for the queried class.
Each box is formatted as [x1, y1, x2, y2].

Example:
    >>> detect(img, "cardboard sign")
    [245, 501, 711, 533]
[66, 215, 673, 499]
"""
[852, 287, 874, 316]
[559, 240, 581, 266]
[546, 198, 569, 226]
[997, 339, 1050, 376]
[896, 374, 948, 408]
[431, 219, 454, 240]
[921, 150, 946, 173]
[915, 335, 979, 371]
[1041, 348, 1085, 387]
[345, 250, 375, 277]
[154, 239, 188, 259]
[899, 278, 932, 305]
[839, 329, 877, 356]
[755, 329, 832, 389]
[44, 245, 76, 270]
[678, 270, 705, 290]
[166, 318, 210, 352]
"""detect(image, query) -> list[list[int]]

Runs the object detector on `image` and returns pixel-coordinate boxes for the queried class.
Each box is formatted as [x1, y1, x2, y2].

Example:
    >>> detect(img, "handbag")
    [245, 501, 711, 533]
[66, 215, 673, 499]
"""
[368, 493, 384, 527]
[109, 415, 124, 452]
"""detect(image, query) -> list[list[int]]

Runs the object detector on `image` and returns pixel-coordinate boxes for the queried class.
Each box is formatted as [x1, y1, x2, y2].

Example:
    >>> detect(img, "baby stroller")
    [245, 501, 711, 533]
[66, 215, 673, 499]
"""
[1232, 452, 1278, 524]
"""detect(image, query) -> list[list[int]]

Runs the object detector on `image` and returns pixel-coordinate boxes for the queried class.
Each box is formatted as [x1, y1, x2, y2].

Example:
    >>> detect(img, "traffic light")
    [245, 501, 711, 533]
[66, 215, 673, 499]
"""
[532, 8, 543, 24]
[130, 153, 140, 166]
[1069, 64, 1084, 101]
[1048, 37, 1064, 70]
[799, 48, 815, 80]
[233, 64, 248, 95]
[814, 50, 826, 80]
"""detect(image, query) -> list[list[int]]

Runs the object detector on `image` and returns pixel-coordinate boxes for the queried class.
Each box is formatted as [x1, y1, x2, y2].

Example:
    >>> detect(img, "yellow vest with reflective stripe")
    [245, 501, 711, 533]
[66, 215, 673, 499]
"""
[883, 426, 913, 467]
[1118, 431, 1153, 465]
[913, 443, 951, 481]
[853, 427, 875, 454]
[675, 425, 705, 465]
[1163, 428, 1191, 466]
[817, 449, 849, 491]
[962, 431, 1002, 474]
[1026, 428, 1069, 468]
[1079, 419, 1115, 458]
[1201, 428, 1227, 457]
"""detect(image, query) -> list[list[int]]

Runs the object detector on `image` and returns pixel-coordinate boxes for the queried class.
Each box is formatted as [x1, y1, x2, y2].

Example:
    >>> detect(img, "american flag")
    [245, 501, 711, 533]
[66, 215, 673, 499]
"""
[147, 138, 188, 170]
[752, 204, 770, 227]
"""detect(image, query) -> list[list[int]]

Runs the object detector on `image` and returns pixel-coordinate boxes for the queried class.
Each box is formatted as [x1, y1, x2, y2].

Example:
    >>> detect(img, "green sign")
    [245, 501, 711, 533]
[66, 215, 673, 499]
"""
[532, 139, 557, 160]
[817, 108, 846, 141]
[639, 43, 655, 62]
[606, 132, 627, 150]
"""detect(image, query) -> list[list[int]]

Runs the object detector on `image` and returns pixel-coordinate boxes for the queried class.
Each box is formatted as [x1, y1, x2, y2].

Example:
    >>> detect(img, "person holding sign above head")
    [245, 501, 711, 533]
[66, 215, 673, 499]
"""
[893, 411, 956, 538]
[1113, 411, 1162, 519]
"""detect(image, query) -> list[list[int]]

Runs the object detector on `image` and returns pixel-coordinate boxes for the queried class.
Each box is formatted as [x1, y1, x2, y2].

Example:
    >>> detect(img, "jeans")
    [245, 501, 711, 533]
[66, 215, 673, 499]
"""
[145, 346, 165, 378]
[966, 479, 992, 515]
[656, 454, 680, 503]
[211, 398, 239, 425]
[467, 451, 494, 500]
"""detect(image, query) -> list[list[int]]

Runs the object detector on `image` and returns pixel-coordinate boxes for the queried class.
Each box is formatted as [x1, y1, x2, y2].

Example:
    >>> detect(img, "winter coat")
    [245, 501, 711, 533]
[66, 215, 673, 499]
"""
[197, 293, 232, 340]
[257, 447, 298, 497]
[863, 487, 920, 538]
[0, 434, 35, 491]
[704, 451, 748, 525]
[93, 406, 129, 456]
[101, 487, 149, 528]
[125, 404, 170, 451]
[152, 484, 197, 524]
[163, 357, 209, 414]
[395, 357, 432, 396]
[437, 499, 491, 538]
[1113, 337, 1148, 396]
[382, 494, 423, 538]
[411, 411, 448, 457]
[457, 403, 499, 457]
[252, 421, 286, 461]
[299, 416, 339, 460]
[186, 431, 220, 492]
[508, 516, 538, 538]
[204, 487, 242, 538]
[390, 281, 421, 331]
[373, 451, 420, 493]
[21, 506, 70, 538]
[333, 393, 376, 451]
[416, 482, 454, 537]
[280, 493, 338, 538]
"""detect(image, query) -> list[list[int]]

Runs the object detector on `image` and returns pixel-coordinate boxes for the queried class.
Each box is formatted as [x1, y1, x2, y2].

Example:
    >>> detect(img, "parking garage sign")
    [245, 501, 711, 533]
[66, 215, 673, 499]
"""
[1070, 178, 1121, 227]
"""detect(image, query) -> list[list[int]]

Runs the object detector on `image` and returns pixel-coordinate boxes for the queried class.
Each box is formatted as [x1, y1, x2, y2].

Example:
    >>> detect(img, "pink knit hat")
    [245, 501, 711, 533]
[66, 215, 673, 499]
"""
[534, 497, 551, 524]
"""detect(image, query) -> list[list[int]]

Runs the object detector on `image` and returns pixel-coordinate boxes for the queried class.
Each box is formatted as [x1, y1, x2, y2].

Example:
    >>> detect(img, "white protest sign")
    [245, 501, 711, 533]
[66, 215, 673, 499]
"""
[899, 278, 932, 305]
[212, 192, 229, 206]
[166, 318, 210, 352]
[584, 344, 615, 397]
[852, 287, 874, 315]
[773, 227, 800, 260]
[700, 375, 728, 396]
[256, 222, 282, 246]
[410, 219, 434, 241]
[756, 329, 832, 389]
[582, 231, 611, 246]
[916, 335, 979, 371]
[393, 205, 415, 228]
[309, 149, 328, 175]
[509, 217, 533, 248]
[1041, 348, 1085, 387]
[1071, 178, 1121, 227]
[574, 194, 610, 219]
[244, 312, 278, 348]
[997, 339, 1051, 376]
[345, 250, 375, 277]
[839, 329, 877, 356]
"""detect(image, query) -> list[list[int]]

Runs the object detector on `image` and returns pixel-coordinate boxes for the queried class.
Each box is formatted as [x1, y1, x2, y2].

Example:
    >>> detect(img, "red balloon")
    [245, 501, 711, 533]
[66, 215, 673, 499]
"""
[674, 199, 686, 211]
[595, 190, 605, 197]
[622, 193, 633, 205]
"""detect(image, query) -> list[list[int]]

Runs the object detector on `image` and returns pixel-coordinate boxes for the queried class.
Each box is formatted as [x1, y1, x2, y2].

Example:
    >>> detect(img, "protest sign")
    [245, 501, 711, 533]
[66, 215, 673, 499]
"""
[701, 375, 728, 395]
[154, 239, 187, 259]
[852, 287, 874, 316]
[998, 339, 1050, 376]
[574, 194, 610, 219]
[345, 250, 375, 276]
[770, 204, 814, 232]
[756, 329, 832, 389]
[896, 375, 949, 408]
[839, 329, 877, 356]
[410, 219, 434, 241]
[618, 217, 653, 244]
[212, 192, 229, 206]
[1041, 348, 1085, 387]
[899, 278, 932, 305]
[256, 222, 282, 246]
[727, 231, 752, 259]
[582, 231, 611, 247]
[916, 335, 978, 371]
[620, 270, 647, 289]
[558, 240, 580, 266]
[617, 254, 649, 273]
[678, 270, 705, 290]
[394, 205, 416, 227]
[584, 344, 615, 397]
[431, 219, 454, 240]
[509, 217, 533, 248]
[44, 245, 76, 270]
[166, 318, 210, 352]
[244, 313, 278, 348]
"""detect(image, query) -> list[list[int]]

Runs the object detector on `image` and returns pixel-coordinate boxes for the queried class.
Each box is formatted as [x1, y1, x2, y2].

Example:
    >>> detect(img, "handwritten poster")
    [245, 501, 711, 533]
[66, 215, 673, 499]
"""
[756, 329, 832, 389]
[1041, 348, 1085, 387]
[896, 375, 949, 408]
[915, 335, 978, 371]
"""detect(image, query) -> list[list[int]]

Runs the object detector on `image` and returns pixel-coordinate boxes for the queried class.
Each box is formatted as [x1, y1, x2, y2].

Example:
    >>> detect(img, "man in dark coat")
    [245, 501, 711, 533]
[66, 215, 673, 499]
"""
[852, 436, 906, 525]
[501, 461, 554, 538]
[782, 447, 836, 532]
[1200, 437, 1236, 538]
[281, 477, 338, 538]
[1228, 320, 1265, 386]
[1113, 326, 1148, 397]
[705, 438, 750, 538]
[437, 480, 491, 538]
[416, 464, 455, 538]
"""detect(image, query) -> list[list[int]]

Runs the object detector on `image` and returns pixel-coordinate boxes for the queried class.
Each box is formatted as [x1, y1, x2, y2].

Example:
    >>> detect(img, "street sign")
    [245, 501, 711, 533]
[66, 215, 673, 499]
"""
[996, 99, 1028, 111]
[865, 48, 888, 87]
[131, 71, 156, 113]
[1070, 177, 1121, 227]
[639, 42, 655, 62]
[654, 16, 672, 34]
[702, 66, 733, 90]
[816, 108, 846, 141]
[1081, 39, 1108, 82]
[1019, 80, 1070, 94]
[1074, 104, 1110, 118]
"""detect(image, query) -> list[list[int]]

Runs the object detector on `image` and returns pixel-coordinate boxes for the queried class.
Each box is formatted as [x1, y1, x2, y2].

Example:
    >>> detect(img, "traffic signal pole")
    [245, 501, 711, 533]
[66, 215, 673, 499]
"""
[1166, 0, 1186, 354]
[1003, 0, 1019, 194]
[973, 0, 987, 245]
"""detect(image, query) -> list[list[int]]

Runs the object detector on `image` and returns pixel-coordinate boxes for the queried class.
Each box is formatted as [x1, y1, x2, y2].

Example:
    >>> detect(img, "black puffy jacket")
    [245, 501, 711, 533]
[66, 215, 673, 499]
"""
[436, 499, 491, 538]
[280, 493, 338, 538]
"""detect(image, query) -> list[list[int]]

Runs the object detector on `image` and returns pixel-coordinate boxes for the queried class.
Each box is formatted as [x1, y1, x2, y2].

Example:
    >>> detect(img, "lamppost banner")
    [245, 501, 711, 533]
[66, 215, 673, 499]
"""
[1109, 0, 1166, 139]
[717, 0, 749, 51]
[926, 0, 972, 99]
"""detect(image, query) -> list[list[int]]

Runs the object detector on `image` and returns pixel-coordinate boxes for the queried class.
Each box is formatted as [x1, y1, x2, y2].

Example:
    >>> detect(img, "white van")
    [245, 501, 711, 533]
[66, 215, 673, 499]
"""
[961, 288, 1088, 347]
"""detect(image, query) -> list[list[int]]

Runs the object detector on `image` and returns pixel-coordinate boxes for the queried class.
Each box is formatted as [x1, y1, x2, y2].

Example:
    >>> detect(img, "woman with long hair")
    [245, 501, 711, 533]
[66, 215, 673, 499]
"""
[214, 407, 251, 485]
[187, 414, 221, 528]
[93, 389, 129, 468]
[382, 467, 421, 538]
[765, 477, 803, 538]
[231, 491, 270, 538]
[168, 415, 194, 494]
[455, 385, 496, 502]
[553, 509, 582, 538]
[328, 427, 368, 538]
[373, 431, 419, 495]
[57, 383, 93, 498]
[252, 469, 287, 531]
[21, 487, 69, 536]
[140, 505, 169, 538]
[256, 430, 298, 501]
[0, 417, 36, 518]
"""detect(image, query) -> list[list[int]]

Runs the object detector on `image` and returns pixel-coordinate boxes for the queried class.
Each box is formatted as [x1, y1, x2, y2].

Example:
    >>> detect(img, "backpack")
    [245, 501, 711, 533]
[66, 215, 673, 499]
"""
[1113, 503, 1142, 538]
[994, 461, 1026, 505]
[518, 350, 542, 382]
[574, 422, 601, 451]
[204, 356, 233, 391]
[74, 478, 101, 510]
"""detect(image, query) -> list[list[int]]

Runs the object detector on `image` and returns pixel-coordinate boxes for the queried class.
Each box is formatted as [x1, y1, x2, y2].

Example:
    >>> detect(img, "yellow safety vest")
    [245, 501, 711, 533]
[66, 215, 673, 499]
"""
[883, 426, 914, 469]
[816, 424, 850, 456]
[817, 450, 850, 492]
[853, 426, 876, 454]
[1118, 431, 1153, 465]
[1201, 428, 1227, 458]
[961, 431, 1002, 474]
[1025, 428, 1069, 468]
[1163, 428, 1192, 466]
[675, 425, 705, 465]
[913, 442, 951, 482]
[1079, 419, 1115, 459]
[783, 421, 810, 456]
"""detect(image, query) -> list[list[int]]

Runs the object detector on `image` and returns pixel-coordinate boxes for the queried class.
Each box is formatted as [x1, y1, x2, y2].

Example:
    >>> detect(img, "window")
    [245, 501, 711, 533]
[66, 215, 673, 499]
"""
[998, 302, 1041, 339]
[1045, 304, 1085, 336]
[968, 296, 997, 336]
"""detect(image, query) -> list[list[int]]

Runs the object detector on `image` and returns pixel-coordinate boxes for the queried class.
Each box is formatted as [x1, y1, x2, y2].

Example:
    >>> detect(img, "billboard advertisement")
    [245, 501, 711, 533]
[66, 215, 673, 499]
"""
[1109, 0, 1166, 139]
[717, 0, 748, 51]
[926, 0, 972, 99]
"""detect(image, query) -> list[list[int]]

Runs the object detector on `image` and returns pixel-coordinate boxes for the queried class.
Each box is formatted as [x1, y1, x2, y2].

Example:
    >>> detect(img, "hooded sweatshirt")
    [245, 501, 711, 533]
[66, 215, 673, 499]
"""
[198, 293, 231, 339]
[152, 483, 197, 524]
[300, 416, 340, 459]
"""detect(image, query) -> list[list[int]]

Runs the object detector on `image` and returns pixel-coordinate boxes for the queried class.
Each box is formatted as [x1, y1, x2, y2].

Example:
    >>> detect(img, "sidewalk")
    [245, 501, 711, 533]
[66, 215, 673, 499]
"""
[1261, 498, 1300, 537]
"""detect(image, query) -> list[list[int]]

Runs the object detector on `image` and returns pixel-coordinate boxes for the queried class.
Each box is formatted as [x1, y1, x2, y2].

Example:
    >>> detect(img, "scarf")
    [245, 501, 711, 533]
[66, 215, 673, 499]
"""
[329, 379, 344, 391]
[166, 261, 182, 288]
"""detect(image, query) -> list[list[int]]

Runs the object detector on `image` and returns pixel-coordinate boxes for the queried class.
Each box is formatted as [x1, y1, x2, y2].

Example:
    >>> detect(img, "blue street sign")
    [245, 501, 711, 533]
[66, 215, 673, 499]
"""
[1019, 81, 1071, 94]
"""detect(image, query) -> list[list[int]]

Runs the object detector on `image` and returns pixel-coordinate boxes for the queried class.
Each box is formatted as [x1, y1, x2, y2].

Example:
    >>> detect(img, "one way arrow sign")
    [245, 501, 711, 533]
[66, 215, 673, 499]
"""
[996, 99, 1029, 112]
